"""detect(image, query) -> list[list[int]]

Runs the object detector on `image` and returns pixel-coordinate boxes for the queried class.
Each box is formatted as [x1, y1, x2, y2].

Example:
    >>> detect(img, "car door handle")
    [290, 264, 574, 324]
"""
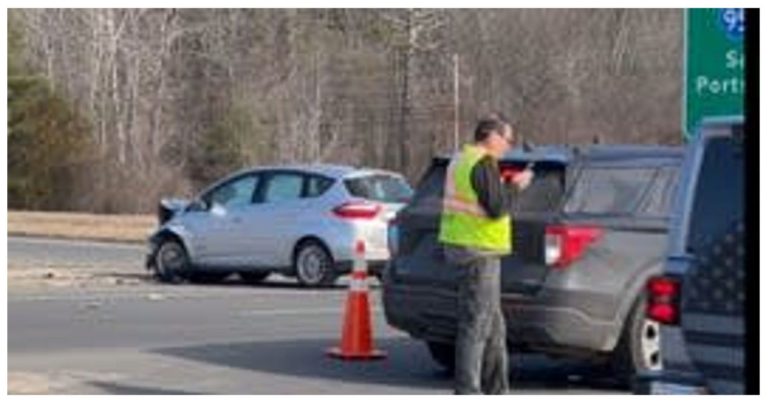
[231, 216, 243, 224]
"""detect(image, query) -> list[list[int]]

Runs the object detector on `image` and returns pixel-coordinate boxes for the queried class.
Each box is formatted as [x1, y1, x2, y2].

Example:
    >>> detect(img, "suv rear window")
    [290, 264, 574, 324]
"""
[687, 136, 743, 249]
[408, 160, 566, 215]
[508, 164, 565, 213]
[344, 174, 413, 203]
[564, 165, 679, 217]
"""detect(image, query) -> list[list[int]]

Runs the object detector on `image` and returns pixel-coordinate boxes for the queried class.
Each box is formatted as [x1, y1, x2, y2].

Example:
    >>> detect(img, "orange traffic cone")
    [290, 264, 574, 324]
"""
[327, 240, 386, 360]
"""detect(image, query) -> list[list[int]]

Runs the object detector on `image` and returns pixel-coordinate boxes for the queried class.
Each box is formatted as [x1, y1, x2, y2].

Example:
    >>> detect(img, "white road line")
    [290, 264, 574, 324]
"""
[236, 306, 383, 317]
[8, 236, 144, 251]
[8, 287, 354, 303]
[8, 292, 208, 303]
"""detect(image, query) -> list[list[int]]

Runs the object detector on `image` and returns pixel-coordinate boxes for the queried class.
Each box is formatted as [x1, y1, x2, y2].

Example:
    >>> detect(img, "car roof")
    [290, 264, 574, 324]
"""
[696, 116, 744, 143]
[434, 145, 574, 164]
[199, 163, 403, 196]
[433, 144, 683, 166]
[575, 144, 684, 162]
[502, 145, 574, 163]
[232, 163, 403, 180]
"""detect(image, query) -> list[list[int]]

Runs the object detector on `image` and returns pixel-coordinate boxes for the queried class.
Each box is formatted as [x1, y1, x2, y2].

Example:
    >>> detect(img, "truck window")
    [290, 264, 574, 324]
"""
[687, 137, 743, 251]
[566, 167, 654, 215]
[565, 165, 679, 217]
[511, 166, 565, 214]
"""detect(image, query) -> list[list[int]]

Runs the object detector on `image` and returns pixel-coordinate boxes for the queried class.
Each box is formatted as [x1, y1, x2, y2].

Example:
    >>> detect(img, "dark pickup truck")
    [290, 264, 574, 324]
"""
[383, 144, 684, 382]
[636, 118, 745, 394]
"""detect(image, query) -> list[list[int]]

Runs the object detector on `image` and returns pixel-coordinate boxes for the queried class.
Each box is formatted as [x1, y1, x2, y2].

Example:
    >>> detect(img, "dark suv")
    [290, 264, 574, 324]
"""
[382, 144, 684, 381]
[636, 118, 744, 394]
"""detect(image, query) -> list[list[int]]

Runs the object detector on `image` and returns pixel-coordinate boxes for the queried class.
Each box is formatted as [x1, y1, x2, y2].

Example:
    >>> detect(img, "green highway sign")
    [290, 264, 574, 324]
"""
[684, 8, 745, 140]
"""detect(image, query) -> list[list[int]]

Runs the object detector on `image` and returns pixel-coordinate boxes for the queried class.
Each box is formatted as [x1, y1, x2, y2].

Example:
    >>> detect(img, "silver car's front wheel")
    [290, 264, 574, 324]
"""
[294, 240, 336, 287]
[154, 240, 189, 283]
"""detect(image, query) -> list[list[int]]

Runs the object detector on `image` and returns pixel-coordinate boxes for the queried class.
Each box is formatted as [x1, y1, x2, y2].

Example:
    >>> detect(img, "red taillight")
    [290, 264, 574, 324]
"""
[647, 303, 677, 325]
[648, 276, 679, 296]
[332, 201, 381, 220]
[500, 162, 528, 183]
[544, 225, 603, 268]
[500, 168, 522, 183]
[646, 276, 680, 325]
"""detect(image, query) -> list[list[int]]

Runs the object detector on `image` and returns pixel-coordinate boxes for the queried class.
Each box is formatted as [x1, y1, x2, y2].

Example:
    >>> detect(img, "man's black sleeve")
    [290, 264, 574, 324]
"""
[470, 156, 515, 219]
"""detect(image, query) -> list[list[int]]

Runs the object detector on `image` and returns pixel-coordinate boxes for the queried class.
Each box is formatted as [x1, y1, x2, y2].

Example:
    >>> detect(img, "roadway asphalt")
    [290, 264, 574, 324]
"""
[8, 237, 628, 394]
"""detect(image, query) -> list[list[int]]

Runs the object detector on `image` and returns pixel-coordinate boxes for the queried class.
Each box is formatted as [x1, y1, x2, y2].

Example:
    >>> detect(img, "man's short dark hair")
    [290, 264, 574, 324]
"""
[474, 112, 511, 142]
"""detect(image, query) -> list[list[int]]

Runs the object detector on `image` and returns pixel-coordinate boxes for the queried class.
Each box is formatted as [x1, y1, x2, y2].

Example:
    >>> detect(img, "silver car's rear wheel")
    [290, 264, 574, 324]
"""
[294, 240, 337, 287]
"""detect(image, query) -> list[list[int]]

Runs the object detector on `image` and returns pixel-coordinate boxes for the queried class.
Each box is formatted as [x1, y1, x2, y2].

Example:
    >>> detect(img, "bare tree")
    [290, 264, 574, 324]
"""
[12, 9, 683, 213]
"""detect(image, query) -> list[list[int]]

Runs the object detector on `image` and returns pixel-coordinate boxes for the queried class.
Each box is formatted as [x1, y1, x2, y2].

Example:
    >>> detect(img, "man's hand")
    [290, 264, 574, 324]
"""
[511, 169, 534, 191]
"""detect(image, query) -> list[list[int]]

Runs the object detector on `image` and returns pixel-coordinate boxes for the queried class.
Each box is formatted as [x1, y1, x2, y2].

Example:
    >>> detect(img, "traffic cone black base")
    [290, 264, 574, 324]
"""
[326, 347, 386, 360]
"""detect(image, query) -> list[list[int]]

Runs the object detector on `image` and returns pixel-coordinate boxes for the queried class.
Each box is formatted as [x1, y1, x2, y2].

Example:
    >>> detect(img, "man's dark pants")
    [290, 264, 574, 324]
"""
[453, 255, 509, 394]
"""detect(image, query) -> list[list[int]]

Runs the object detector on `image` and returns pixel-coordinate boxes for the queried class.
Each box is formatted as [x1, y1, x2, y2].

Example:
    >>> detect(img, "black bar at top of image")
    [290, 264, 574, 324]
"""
[744, 7, 759, 396]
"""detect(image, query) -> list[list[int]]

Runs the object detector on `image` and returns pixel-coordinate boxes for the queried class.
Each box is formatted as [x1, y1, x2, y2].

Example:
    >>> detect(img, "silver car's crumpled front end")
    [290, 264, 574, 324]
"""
[158, 198, 189, 225]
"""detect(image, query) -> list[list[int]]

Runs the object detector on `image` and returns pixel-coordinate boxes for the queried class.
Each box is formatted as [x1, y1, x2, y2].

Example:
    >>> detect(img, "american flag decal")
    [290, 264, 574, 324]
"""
[681, 220, 745, 394]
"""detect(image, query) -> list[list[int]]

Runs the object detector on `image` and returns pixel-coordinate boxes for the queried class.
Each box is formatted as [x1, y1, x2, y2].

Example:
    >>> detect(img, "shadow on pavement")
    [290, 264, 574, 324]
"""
[152, 336, 626, 393]
[154, 336, 451, 391]
[90, 271, 356, 291]
[93, 272, 155, 282]
[222, 278, 354, 291]
[508, 353, 627, 392]
[87, 381, 208, 395]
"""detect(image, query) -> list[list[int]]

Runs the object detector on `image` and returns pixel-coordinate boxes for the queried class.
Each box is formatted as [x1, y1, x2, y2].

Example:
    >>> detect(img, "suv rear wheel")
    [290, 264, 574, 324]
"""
[613, 295, 662, 381]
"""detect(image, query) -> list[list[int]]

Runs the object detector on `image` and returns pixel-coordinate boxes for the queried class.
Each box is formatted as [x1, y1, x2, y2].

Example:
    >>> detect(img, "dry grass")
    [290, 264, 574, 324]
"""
[8, 372, 51, 394]
[7, 210, 156, 243]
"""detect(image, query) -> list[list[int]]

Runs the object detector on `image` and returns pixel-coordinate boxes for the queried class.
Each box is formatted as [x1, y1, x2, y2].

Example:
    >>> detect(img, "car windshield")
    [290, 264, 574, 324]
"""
[344, 174, 413, 204]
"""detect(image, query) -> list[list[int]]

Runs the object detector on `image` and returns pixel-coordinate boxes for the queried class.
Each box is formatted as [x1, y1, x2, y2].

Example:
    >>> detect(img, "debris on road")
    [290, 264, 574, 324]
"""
[9, 262, 154, 292]
[43, 270, 62, 279]
[146, 293, 166, 301]
[80, 301, 103, 310]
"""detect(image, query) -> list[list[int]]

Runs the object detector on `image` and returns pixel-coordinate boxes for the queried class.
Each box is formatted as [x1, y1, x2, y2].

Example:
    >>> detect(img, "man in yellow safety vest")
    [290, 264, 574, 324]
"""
[439, 113, 533, 394]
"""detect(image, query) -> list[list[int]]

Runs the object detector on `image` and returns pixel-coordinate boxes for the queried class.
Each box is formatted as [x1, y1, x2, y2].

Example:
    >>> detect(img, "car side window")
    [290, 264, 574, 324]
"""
[206, 174, 259, 208]
[305, 175, 334, 198]
[263, 173, 304, 203]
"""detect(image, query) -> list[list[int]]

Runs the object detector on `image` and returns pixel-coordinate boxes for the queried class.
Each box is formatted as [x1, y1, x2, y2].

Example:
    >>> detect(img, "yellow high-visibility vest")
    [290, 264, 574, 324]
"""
[438, 144, 512, 254]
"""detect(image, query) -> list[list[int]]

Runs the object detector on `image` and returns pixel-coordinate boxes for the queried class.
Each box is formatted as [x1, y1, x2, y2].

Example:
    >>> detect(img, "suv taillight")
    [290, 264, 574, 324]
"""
[646, 276, 681, 325]
[332, 201, 381, 220]
[544, 225, 603, 268]
[500, 168, 522, 183]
